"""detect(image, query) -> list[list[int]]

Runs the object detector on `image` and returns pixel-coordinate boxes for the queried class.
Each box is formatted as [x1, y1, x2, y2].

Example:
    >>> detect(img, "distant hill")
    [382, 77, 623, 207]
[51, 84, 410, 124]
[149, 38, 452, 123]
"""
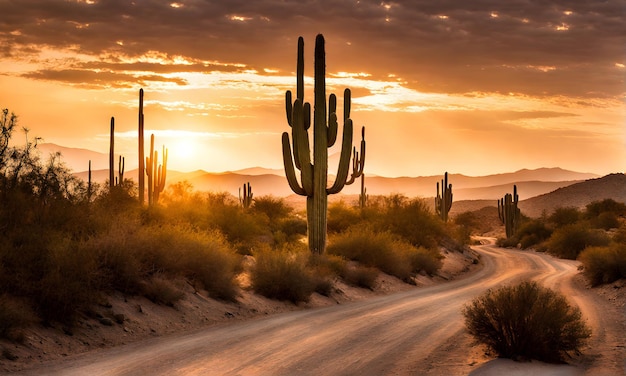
[519, 173, 626, 217]
[38, 143, 111, 171]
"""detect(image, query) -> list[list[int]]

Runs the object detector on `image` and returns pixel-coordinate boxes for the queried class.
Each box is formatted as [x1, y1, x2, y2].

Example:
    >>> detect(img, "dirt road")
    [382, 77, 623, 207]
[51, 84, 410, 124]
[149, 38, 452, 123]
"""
[18, 239, 625, 375]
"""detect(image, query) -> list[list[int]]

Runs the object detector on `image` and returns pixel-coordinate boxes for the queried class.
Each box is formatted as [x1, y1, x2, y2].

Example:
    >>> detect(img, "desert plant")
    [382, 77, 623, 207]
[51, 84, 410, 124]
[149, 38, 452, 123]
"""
[282, 34, 365, 254]
[359, 173, 368, 209]
[251, 244, 315, 303]
[342, 265, 379, 289]
[109, 117, 115, 189]
[548, 207, 580, 228]
[239, 182, 253, 208]
[578, 243, 626, 286]
[138, 88, 145, 205]
[463, 281, 591, 362]
[546, 223, 610, 259]
[498, 185, 520, 238]
[141, 275, 184, 306]
[145, 134, 168, 206]
[435, 172, 453, 222]
[0, 295, 35, 340]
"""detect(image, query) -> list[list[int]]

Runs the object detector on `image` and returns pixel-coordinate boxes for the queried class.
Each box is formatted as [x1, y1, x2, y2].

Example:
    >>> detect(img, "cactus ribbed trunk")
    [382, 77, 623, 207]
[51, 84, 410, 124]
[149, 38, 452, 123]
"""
[435, 172, 453, 222]
[282, 34, 365, 255]
[109, 117, 114, 190]
[310, 35, 329, 254]
[138, 89, 145, 205]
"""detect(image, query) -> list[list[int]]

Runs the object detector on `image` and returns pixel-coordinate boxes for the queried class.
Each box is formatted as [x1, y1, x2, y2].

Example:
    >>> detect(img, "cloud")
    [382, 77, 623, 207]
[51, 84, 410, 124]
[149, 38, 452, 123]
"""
[1, 0, 623, 99]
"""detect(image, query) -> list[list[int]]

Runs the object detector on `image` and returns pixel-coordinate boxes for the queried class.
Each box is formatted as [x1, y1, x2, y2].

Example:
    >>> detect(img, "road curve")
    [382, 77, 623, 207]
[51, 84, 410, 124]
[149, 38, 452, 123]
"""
[19, 239, 625, 375]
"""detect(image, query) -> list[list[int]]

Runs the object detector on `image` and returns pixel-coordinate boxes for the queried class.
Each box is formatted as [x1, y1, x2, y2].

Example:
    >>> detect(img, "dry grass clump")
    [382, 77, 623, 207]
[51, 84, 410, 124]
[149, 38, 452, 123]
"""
[463, 281, 591, 362]
[0, 295, 36, 341]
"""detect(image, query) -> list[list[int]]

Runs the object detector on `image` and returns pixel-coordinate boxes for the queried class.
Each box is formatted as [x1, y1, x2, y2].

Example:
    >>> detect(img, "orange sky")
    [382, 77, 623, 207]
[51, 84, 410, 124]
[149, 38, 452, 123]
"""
[0, 1, 624, 177]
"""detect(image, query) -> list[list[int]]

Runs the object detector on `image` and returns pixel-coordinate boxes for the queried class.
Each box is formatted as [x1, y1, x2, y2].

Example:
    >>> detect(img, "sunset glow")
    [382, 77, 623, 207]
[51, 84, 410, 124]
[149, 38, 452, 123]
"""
[0, 1, 624, 177]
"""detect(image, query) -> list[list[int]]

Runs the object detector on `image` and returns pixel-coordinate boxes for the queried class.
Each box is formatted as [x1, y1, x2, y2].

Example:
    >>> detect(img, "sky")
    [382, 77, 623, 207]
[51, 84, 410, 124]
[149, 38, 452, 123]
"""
[0, 0, 624, 177]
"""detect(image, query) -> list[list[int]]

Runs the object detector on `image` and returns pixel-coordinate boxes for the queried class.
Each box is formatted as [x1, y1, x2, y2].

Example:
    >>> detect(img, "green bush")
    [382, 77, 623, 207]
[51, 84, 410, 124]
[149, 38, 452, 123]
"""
[327, 201, 361, 233]
[463, 281, 591, 362]
[546, 223, 610, 259]
[579, 243, 626, 286]
[251, 245, 315, 303]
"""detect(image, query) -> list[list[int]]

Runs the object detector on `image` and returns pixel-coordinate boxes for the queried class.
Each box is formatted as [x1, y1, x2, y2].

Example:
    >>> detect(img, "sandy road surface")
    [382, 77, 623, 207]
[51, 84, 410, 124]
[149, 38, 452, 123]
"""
[16, 239, 625, 376]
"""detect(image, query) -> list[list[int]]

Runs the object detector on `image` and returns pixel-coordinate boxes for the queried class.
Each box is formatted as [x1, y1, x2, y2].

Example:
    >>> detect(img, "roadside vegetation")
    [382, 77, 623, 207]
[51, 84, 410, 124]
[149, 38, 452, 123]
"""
[0, 108, 464, 340]
[463, 281, 591, 362]
[496, 199, 626, 286]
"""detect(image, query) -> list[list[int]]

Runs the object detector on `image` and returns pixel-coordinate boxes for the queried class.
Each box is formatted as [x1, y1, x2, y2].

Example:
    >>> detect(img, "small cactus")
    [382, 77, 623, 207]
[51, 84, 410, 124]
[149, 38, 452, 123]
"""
[146, 134, 168, 206]
[359, 174, 368, 209]
[435, 172, 453, 222]
[498, 185, 520, 238]
[239, 182, 253, 208]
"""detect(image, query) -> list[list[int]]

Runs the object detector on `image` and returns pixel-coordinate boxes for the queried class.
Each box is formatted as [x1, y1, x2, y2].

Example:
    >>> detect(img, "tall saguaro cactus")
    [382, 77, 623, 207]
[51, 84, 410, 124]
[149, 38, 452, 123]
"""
[109, 117, 115, 190]
[282, 34, 365, 254]
[146, 134, 168, 206]
[117, 156, 125, 186]
[435, 172, 453, 222]
[498, 185, 520, 238]
[138, 89, 145, 205]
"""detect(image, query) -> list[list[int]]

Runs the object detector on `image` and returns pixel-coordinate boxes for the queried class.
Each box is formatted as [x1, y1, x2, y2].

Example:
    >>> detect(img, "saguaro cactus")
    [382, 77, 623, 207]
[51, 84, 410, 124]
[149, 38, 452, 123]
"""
[498, 185, 520, 238]
[109, 117, 115, 190]
[435, 172, 453, 222]
[138, 89, 145, 204]
[87, 159, 92, 200]
[117, 155, 125, 186]
[239, 182, 253, 208]
[359, 174, 368, 209]
[282, 34, 365, 254]
[146, 134, 168, 206]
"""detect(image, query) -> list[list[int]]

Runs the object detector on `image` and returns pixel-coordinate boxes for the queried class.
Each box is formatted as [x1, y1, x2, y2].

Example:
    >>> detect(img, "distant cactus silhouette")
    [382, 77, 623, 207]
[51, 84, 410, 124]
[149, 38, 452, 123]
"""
[498, 185, 520, 238]
[239, 182, 253, 208]
[138, 89, 145, 205]
[435, 172, 453, 222]
[359, 174, 368, 209]
[109, 117, 115, 190]
[87, 159, 92, 199]
[116, 155, 125, 186]
[282, 34, 365, 254]
[146, 134, 168, 206]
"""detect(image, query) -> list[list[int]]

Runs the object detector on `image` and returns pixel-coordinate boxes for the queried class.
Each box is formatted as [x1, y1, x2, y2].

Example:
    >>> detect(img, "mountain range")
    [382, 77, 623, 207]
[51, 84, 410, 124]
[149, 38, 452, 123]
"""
[39, 143, 624, 217]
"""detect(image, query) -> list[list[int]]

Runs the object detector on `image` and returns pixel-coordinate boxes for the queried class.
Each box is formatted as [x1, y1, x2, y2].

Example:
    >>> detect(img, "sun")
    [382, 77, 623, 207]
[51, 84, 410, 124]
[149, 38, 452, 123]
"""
[172, 138, 195, 160]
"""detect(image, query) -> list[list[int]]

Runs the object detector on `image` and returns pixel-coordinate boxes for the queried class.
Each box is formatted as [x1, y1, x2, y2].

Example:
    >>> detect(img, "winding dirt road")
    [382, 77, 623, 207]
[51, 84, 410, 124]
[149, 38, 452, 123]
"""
[19, 239, 626, 375]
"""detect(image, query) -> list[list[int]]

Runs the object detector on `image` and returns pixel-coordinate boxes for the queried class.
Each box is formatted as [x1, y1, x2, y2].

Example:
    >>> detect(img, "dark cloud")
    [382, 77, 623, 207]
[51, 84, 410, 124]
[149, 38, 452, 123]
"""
[22, 69, 188, 88]
[2, 0, 624, 97]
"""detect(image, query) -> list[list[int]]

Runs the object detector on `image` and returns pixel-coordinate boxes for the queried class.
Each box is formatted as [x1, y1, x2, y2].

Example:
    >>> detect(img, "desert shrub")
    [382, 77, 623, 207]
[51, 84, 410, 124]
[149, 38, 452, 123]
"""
[251, 244, 315, 303]
[342, 265, 379, 289]
[463, 281, 591, 362]
[276, 217, 307, 240]
[328, 201, 361, 233]
[584, 198, 626, 218]
[579, 243, 626, 286]
[546, 223, 610, 259]
[409, 247, 444, 275]
[379, 197, 444, 249]
[516, 219, 552, 249]
[141, 276, 184, 306]
[327, 226, 442, 280]
[251, 196, 292, 224]
[548, 207, 580, 228]
[590, 211, 620, 230]
[0, 295, 35, 340]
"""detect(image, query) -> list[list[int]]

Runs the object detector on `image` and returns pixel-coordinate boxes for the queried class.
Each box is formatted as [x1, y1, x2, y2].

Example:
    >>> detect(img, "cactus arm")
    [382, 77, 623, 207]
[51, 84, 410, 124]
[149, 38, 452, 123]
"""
[345, 127, 366, 186]
[327, 118, 354, 194]
[327, 94, 338, 147]
[282, 132, 307, 196]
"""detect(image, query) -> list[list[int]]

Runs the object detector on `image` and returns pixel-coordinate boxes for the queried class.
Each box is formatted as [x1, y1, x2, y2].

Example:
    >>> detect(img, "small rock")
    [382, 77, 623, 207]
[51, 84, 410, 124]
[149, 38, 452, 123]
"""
[113, 313, 125, 324]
